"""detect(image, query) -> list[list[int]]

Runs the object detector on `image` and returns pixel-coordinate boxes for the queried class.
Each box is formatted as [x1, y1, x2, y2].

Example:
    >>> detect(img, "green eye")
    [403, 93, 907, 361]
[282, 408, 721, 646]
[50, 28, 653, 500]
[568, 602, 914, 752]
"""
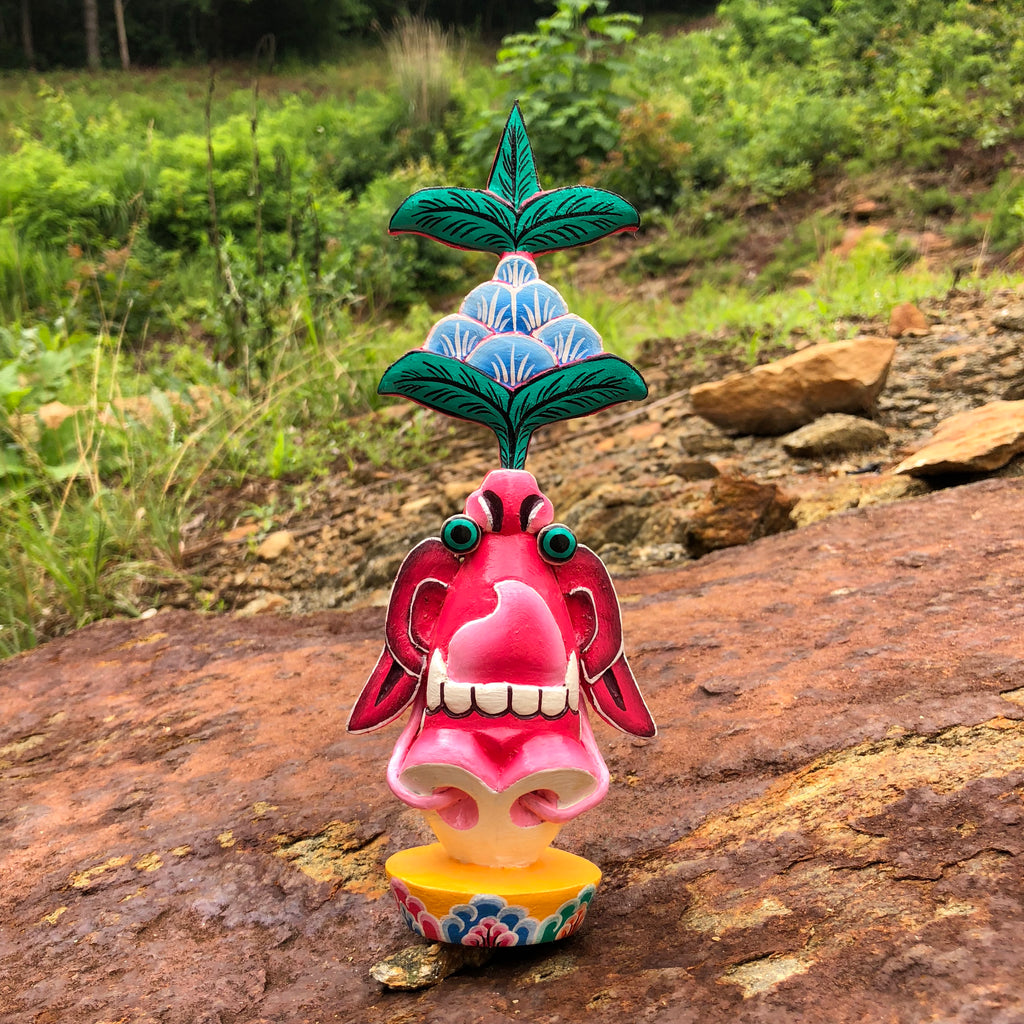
[537, 524, 577, 563]
[441, 515, 481, 554]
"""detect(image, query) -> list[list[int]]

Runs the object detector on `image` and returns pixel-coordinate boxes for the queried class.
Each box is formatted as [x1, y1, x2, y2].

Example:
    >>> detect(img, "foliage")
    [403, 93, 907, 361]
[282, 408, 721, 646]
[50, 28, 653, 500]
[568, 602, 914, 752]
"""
[0, 308, 442, 654]
[385, 15, 464, 130]
[627, 210, 747, 278]
[622, 0, 1024, 205]
[754, 213, 842, 292]
[0, 0, 566, 69]
[489, 0, 641, 182]
[583, 102, 696, 211]
[2, 0, 1024, 655]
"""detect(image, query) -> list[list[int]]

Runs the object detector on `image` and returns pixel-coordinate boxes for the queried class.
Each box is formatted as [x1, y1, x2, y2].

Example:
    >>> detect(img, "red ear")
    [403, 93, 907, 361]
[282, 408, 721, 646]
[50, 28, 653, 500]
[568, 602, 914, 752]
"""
[349, 537, 460, 734]
[347, 647, 419, 733]
[553, 544, 624, 677]
[555, 545, 656, 738]
[584, 653, 656, 738]
[384, 539, 460, 674]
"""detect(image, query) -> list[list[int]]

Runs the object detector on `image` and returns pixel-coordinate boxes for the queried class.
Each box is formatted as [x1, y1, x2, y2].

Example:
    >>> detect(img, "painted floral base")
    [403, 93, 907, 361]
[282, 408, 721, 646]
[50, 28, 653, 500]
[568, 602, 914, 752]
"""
[386, 843, 600, 947]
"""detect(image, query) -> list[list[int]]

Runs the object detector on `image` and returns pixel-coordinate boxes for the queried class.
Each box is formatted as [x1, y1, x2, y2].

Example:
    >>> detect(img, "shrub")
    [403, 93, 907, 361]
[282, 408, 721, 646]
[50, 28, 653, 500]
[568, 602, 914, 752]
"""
[490, 0, 642, 182]
[584, 102, 695, 211]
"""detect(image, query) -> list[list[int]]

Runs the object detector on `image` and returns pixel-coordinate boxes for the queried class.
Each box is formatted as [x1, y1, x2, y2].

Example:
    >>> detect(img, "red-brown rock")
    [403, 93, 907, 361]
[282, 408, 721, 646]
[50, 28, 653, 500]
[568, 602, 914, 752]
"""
[684, 474, 795, 556]
[894, 399, 1024, 476]
[3, 479, 1024, 1023]
[888, 302, 929, 338]
[690, 337, 897, 435]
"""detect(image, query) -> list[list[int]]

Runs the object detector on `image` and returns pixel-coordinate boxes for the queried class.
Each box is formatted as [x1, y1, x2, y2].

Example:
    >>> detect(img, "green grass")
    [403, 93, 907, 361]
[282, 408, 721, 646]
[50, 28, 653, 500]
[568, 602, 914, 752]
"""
[560, 230, 1013, 369]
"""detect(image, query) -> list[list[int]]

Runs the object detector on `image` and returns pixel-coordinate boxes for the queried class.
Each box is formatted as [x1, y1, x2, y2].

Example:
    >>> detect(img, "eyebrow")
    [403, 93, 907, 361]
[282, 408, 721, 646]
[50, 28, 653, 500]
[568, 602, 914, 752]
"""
[481, 489, 504, 532]
[519, 493, 544, 532]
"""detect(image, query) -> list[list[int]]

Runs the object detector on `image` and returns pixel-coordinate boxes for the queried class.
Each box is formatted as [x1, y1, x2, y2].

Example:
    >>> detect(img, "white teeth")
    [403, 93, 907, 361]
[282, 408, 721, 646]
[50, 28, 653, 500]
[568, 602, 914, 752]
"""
[425, 652, 574, 719]
[426, 650, 445, 711]
[444, 682, 473, 715]
[474, 684, 512, 716]
[540, 686, 568, 717]
[510, 685, 542, 717]
[566, 652, 579, 712]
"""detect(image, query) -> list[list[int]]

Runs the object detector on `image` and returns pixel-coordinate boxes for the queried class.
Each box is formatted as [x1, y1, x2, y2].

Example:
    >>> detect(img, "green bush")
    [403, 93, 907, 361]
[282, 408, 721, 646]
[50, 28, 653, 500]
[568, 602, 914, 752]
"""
[489, 0, 641, 182]
[584, 102, 698, 211]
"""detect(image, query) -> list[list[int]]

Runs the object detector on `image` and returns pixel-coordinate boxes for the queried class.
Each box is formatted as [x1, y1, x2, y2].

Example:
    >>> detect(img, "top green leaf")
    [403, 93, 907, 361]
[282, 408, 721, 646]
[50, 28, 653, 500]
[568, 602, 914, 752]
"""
[486, 102, 543, 210]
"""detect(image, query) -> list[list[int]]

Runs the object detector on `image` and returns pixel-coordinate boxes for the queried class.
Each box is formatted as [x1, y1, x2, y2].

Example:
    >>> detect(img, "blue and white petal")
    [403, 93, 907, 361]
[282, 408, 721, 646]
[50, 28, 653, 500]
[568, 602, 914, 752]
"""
[533, 314, 603, 365]
[512, 281, 569, 333]
[423, 314, 493, 360]
[466, 334, 556, 386]
[460, 281, 515, 332]
[494, 253, 539, 287]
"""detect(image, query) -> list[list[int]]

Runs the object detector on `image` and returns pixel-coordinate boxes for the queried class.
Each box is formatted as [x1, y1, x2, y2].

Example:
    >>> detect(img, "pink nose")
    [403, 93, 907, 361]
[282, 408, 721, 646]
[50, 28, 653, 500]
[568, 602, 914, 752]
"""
[446, 579, 567, 687]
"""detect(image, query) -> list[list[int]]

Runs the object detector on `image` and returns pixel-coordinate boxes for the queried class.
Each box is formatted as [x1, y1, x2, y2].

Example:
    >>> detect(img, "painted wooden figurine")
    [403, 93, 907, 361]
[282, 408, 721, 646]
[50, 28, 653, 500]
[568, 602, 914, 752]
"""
[348, 106, 655, 947]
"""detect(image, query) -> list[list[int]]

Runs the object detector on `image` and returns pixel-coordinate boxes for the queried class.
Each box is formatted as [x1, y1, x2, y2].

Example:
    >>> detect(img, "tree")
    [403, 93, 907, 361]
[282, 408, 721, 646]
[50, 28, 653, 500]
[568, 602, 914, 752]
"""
[20, 0, 34, 66]
[83, 0, 100, 68]
[113, 0, 129, 67]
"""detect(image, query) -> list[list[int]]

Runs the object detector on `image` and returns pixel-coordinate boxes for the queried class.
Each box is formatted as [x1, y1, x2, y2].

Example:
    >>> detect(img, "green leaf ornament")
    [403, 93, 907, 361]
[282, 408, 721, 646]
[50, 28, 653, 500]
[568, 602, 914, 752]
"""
[379, 351, 647, 470]
[388, 102, 639, 257]
[387, 187, 515, 254]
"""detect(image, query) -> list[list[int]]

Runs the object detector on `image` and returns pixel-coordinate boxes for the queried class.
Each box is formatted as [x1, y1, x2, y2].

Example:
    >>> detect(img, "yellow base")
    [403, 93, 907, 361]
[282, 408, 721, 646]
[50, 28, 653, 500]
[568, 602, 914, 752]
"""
[386, 843, 601, 946]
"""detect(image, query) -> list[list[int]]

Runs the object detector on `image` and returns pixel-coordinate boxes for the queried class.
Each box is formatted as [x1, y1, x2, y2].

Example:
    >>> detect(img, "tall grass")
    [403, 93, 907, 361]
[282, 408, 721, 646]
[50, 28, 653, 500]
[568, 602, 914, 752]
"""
[0, 298, 434, 656]
[384, 15, 464, 128]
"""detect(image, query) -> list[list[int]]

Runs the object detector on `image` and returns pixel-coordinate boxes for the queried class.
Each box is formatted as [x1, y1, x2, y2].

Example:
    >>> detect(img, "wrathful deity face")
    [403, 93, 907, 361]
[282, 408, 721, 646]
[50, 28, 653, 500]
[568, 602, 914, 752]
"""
[348, 469, 655, 868]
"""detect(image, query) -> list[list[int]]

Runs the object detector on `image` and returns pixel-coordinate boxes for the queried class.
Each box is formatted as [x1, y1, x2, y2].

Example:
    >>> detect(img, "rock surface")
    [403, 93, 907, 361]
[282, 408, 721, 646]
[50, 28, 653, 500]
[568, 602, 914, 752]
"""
[780, 413, 889, 457]
[689, 336, 896, 435]
[157, 286, 1024, 621]
[894, 399, 1024, 476]
[4, 478, 1024, 1024]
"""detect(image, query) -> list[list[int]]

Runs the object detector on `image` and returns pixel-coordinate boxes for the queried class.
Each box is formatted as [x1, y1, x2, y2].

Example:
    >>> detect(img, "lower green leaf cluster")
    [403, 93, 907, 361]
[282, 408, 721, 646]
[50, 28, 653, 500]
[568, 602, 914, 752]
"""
[379, 350, 646, 469]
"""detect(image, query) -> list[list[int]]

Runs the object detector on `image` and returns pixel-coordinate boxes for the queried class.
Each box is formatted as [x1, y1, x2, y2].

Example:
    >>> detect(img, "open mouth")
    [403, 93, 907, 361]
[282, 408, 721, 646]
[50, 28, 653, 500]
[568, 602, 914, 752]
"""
[425, 649, 580, 719]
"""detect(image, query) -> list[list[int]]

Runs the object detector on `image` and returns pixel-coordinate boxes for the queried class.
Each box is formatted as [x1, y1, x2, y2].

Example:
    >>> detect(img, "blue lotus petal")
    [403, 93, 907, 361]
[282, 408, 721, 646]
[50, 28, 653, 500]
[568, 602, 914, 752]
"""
[461, 281, 515, 332]
[512, 281, 569, 333]
[423, 314, 493, 360]
[533, 314, 604, 364]
[494, 253, 539, 287]
[466, 334, 556, 386]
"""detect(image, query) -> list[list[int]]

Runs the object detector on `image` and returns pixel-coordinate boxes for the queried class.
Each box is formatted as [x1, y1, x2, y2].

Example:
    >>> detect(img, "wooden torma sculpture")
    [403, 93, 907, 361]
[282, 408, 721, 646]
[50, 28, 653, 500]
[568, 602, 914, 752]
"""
[348, 106, 655, 947]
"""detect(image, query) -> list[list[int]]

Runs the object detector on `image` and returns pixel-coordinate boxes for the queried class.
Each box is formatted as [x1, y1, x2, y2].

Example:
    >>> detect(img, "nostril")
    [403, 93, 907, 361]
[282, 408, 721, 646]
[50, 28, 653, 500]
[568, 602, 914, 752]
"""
[434, 787, 479, 830]
[510, 789, 561, 827]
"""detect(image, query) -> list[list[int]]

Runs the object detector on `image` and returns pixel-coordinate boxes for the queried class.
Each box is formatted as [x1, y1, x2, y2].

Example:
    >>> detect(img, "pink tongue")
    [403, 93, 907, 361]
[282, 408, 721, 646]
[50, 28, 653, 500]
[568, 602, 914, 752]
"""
[446, 580, 566, 687]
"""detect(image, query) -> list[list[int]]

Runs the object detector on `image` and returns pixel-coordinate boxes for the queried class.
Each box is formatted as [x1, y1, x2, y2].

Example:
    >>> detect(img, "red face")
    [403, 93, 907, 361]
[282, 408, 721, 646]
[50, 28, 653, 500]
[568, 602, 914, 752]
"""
[348, 467, 655, 847]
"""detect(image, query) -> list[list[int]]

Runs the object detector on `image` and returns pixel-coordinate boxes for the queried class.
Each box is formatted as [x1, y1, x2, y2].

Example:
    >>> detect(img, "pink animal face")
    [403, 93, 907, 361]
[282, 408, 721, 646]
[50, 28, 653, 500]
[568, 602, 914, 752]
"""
[348, 469, 655, 866]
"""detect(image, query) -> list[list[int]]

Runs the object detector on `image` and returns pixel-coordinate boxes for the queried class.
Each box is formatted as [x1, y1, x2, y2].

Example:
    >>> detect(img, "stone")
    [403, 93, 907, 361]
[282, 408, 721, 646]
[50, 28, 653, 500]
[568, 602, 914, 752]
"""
[888, 302, 929, 338]
[222, 523, 260, 544]
[370, 943, 492, 990]
[850, 197, 879, 217]
[683, 474, 795, 556]
[237, 593, 289, 616]
[563, 483, 654, 549]
[690, 337, 897, 436]
[790, 479, 863, 527]
[255, 530, 294, 560]
[781, 413, 889, 458]
[664, 457, 719, 481]
[36, 400, 78, 432]
[992, 302, 1024, 332]
[790, 474, 928, 527]
[3, 480, 1024, 1023]
[894, 400, 1024, 476]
